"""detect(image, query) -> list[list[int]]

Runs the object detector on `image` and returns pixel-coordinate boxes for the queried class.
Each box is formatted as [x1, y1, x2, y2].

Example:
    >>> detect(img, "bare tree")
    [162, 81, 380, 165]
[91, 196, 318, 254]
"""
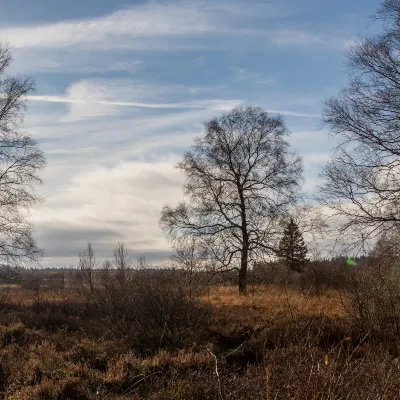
[0, 43, 45, 264]
[318, 0, 400, 249]
[170, 236, 209, 298]
[100, 259, 112, 283]
[113, 242, 132, 285]
[160, 106, 303, 294]
[78, 242, 96, 294]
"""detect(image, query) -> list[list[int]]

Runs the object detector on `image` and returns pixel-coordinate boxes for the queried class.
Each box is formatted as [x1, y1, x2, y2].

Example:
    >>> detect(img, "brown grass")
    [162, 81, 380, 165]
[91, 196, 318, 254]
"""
[206, 285, 347, 319]
[0, 282, 395, 399]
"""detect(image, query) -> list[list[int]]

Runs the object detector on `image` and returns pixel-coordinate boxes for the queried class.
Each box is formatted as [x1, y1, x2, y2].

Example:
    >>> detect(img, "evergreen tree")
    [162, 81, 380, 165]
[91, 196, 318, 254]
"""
[278, 218, 308, 273]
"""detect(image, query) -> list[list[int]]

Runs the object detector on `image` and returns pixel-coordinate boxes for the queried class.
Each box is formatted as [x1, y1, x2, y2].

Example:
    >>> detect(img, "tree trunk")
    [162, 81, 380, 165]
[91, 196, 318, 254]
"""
[238, 185, 249, 295]
[239, 245, 248, 295]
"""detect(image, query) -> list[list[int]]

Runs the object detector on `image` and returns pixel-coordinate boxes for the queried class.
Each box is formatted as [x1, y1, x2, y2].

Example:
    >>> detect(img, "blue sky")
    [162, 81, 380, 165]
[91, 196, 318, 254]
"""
[0, 0, 382, 266]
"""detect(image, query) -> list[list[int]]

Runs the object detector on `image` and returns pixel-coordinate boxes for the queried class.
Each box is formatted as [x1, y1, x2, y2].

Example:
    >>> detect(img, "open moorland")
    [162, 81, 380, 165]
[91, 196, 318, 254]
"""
[0, 261, 398, 399]
[1, 1, 400, 399]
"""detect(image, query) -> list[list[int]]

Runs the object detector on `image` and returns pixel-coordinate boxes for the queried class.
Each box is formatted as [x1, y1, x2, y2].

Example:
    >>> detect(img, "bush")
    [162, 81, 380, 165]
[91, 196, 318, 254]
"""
[346, 260, 400, 348]
[300, 260, 353, 294]
[94, 269, 212, 351]
[0, 323, 25, 347]
[253, 259, 353, 294]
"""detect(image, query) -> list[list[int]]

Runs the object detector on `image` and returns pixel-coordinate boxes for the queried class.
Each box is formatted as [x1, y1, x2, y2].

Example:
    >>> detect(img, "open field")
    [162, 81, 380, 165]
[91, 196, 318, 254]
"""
[0, 280, 397, 399]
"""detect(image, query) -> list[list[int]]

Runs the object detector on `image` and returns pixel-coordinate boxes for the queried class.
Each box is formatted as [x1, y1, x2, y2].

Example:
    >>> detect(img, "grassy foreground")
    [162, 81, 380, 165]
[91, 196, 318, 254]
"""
[0, 284, 397, 399]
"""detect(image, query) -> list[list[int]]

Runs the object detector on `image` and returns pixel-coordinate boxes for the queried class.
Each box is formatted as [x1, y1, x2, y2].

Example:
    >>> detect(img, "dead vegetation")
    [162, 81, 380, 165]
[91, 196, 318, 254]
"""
[0, 261, 396, 399]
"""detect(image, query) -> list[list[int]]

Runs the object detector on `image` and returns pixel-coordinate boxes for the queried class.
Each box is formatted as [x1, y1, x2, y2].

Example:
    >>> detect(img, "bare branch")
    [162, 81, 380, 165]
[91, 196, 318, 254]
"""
[0, 43, 45, 265]
[318, 2, 400, 248]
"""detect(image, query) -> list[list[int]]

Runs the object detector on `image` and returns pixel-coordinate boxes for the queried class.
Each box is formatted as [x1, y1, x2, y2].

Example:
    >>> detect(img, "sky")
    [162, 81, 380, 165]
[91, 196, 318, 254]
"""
[0, 0, 383, 267]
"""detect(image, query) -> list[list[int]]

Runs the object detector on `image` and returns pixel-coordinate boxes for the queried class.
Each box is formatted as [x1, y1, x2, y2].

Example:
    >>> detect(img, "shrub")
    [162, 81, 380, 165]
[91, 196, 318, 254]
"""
[0, 322, 25, 347]
[301, 260, 353, 294]
[346, 260, 400, 349]
[94, 269, 212, 351]
[253, 259, 353, 294]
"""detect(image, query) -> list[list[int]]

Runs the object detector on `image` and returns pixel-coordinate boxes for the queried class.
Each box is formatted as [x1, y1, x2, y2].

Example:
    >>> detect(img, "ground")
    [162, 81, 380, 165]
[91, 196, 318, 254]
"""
[0, 283, 397, 399]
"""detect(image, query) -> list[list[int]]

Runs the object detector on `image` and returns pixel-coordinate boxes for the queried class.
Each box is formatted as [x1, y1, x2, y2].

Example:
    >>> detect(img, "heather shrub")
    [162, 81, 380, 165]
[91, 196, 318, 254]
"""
[0, 322, 25, 347]
[95, 269, 211, 351]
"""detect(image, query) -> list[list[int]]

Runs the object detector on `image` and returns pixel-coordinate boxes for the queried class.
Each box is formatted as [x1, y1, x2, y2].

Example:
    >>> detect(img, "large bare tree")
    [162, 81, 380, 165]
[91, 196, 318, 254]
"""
[0, 43, 45, 265]
[160, 106, 303, 294]
[318, 0, 400, 250]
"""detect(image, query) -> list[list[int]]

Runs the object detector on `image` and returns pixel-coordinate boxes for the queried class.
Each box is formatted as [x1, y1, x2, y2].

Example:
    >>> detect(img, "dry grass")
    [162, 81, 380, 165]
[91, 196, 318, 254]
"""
[0, 282, 396, 399]
[206, 285, 346, 320]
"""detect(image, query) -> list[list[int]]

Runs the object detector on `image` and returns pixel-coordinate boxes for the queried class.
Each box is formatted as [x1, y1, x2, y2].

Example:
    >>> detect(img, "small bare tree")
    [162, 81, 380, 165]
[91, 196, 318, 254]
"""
[170, 236, 209, 298]
[318, 0, 400, 249]
[160, 106, 303, 294]
[0, 42, 45, 264]
[113, 242, 132, 286]
[100, 259, 112, 283]
[78, 242, 96, 295]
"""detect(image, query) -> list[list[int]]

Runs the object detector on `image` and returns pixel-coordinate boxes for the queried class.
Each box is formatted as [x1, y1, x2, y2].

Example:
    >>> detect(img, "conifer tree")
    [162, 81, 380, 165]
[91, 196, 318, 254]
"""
[278, 218, 308, 273]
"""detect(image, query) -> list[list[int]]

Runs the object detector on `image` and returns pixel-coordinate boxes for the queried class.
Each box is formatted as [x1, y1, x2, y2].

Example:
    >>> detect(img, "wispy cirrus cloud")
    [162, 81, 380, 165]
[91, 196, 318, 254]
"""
[28, 94, 319, 118]
[1, 3, 213, 49]
[24, 78, 240, 121]
[27, 95, 242, 111]
[0, 1, 261, 50]
[1, 0, 355, 80]
[0, 0, 335, 53]
[25, 78, 320, 122]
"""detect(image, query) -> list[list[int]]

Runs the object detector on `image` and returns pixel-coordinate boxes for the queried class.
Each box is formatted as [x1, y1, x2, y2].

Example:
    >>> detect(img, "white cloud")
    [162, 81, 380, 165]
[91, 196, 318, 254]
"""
[26, 78, 242, 121]
[302, 152, 331, 165]
[265, 109, 319, 118]
[28, 94, 241, 113]
[32, 159, 185, 266]
[1, 3, 213, 50]
[1, 1, 278, 52]
[25, 106, 212, 145]
[29, 93, 318, 120]
[0, 1, 334, 54]
[0, 0, 350, 81]
[25, 77, 321, 123]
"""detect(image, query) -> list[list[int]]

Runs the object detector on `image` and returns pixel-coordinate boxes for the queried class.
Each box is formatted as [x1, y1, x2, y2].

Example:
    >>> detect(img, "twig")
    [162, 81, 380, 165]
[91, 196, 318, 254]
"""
[79, 326, 89, 339]
[221, 341, 245, 360]
[208, 349, 224, 400]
